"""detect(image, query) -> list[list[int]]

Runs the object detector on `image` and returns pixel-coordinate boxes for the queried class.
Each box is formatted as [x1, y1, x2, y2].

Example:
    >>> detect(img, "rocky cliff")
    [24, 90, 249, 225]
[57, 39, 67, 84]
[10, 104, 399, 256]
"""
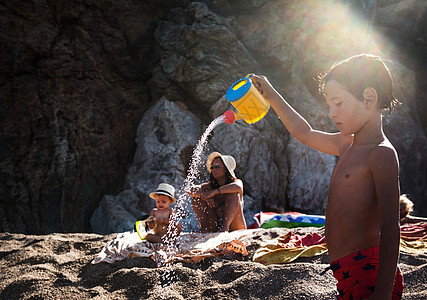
[1, 0, 426, 234]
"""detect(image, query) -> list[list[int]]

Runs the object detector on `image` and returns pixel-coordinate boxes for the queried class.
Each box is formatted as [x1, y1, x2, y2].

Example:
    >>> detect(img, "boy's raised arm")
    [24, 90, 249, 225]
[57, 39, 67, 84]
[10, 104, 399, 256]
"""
[251, 75, 348, 156]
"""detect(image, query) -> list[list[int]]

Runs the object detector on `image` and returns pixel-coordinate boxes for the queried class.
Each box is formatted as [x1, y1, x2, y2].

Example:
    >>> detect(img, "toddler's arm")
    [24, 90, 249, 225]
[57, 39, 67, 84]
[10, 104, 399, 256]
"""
[146, 213, 155, 230]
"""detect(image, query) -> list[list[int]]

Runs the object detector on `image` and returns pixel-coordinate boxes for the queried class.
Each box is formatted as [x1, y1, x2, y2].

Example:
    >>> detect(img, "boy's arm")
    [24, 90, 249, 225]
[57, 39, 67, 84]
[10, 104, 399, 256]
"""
[369, 145, 401, 299]
[252, 75, 351, 156]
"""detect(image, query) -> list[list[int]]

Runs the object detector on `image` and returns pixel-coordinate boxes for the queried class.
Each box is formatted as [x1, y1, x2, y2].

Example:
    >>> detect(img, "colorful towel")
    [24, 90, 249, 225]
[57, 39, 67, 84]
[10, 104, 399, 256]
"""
[400, 222, 427, 254]
[260, 213, 325, 229]
[253, 231, 327, 265]
[401, 222, 427, 240]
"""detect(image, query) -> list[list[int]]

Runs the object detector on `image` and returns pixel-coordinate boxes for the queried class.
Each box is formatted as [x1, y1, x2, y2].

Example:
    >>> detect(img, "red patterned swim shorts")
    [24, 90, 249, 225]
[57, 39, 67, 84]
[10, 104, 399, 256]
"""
[330, 246, 403, 299]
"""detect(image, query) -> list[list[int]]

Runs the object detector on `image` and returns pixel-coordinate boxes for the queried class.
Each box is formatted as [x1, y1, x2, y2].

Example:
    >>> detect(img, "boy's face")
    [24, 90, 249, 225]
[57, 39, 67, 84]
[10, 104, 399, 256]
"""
[155, 194, 172, 210]
[324, 80, 369, 135]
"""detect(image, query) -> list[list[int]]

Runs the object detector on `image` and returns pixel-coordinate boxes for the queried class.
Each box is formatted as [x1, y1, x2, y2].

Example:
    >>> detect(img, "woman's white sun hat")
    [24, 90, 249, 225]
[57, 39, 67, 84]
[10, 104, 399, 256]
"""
[149, 183, 176, 203]
[206, 152, 236, 179]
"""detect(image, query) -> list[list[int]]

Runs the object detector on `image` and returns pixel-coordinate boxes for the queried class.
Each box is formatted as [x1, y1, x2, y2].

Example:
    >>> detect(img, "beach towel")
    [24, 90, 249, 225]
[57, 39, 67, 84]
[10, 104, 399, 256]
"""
[260, 213, 325, 229]
[399, 222, 427, 254]
[91, 231, 153, 264]
[170, 239, 248, 264]
[92, 230, 252, 266]
[401, 222, 427, 240]
[253, 231, 327, 265]
[248, 212, 282, 229]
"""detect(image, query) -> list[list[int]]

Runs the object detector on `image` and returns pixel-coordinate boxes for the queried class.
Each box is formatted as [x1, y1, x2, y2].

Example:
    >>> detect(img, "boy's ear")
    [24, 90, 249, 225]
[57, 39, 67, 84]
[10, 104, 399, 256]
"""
[362, 87, 378, 108]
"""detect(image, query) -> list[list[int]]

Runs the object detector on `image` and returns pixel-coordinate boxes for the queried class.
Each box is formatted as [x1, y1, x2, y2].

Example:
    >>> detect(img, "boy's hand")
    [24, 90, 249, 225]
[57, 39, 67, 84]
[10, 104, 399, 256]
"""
[250, 74, 273, 96]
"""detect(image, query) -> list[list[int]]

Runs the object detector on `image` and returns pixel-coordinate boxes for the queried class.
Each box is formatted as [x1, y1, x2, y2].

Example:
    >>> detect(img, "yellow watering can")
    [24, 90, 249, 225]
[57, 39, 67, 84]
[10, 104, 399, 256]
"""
[223, 75, 270, 124]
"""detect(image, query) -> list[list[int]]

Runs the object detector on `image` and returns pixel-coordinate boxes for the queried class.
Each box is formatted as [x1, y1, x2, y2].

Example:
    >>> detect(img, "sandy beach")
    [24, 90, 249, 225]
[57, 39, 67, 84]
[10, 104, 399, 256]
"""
[1, 227, 426, 299]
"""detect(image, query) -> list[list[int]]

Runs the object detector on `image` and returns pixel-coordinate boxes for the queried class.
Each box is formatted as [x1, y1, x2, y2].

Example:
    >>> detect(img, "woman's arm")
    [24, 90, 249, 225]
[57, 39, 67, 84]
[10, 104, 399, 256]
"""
[216, 179, 243, 196]
[198, 179, 243, 200]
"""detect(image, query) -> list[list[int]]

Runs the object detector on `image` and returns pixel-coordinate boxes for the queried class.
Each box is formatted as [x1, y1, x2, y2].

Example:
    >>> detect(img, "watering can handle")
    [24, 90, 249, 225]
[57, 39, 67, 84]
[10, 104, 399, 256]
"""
[245, 74, 263, 94]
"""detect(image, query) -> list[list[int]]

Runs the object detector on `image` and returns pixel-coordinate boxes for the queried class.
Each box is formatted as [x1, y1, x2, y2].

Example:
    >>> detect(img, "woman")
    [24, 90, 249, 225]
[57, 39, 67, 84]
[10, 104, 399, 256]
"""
[187, 152, 247, 232]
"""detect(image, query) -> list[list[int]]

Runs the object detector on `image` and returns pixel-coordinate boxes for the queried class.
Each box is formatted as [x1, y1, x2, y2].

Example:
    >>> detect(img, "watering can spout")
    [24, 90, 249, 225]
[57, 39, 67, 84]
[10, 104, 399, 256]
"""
[223, 110, 246, 124]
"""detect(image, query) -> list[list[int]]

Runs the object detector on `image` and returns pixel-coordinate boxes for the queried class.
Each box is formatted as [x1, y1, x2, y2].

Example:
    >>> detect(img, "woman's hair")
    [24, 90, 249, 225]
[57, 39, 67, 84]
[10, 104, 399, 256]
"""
[208, 157, 235, 189]
[318, 54, 400, 115]
[400, 194, 414, 218]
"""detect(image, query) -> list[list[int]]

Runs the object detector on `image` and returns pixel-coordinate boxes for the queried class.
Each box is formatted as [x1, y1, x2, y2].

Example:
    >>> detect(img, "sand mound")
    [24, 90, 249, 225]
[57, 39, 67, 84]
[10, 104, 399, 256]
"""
[1, 228, 426, 299]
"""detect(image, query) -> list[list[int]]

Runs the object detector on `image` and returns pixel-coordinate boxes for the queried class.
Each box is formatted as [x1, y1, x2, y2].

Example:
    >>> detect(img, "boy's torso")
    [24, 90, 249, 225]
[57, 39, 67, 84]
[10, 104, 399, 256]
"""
[325, 143, 383, 261]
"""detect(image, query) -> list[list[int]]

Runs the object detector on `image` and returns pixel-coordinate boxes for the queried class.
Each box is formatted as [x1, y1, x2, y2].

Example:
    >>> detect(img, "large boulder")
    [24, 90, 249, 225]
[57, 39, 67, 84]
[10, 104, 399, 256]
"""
[91, 97, 203, 233]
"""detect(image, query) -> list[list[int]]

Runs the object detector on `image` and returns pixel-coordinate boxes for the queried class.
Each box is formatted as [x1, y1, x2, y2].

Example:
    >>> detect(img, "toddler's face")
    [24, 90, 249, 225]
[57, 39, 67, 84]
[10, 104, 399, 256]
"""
[155, 194, 172, 210]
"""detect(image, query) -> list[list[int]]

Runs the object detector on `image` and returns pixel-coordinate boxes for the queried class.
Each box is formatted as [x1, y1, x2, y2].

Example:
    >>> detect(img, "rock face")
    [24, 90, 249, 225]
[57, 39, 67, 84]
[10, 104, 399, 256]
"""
[1, 0, 427, 234]
[0, 0, 161, 233]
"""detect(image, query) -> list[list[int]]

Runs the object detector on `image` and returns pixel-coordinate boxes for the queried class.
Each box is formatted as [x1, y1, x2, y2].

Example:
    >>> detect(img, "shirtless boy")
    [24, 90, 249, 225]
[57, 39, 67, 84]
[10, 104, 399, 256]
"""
[188, 152, 247, 232]
[146, 183, 182, 243]
[252, 54, 403, 299]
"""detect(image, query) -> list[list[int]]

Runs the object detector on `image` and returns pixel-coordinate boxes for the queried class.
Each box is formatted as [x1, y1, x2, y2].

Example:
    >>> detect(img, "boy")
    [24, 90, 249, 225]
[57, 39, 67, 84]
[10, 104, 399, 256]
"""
[252, 54, 403, 299]
[146, 183, 182, 243]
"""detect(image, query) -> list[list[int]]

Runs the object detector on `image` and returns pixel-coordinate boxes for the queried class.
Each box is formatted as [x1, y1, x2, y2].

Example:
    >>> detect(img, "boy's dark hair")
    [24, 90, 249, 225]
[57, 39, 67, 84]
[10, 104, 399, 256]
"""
[318, 54, 400, 115]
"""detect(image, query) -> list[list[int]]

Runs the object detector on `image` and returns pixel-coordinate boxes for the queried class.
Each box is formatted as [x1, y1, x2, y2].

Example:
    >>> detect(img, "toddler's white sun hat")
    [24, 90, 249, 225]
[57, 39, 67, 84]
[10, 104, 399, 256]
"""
[149, 183, 176, 203]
